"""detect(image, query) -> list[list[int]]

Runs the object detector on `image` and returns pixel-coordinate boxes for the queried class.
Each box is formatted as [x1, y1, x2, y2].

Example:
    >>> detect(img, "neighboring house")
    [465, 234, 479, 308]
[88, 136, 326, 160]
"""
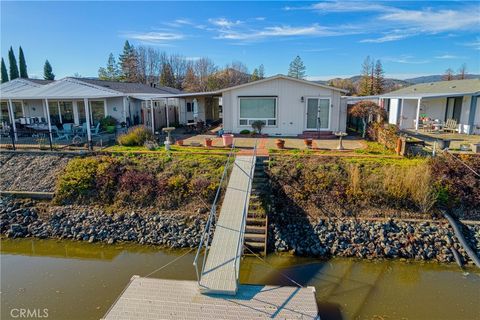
[171, 75, 348, 136]
[0, 78, 182, 134]
[380, 79, 480, 134]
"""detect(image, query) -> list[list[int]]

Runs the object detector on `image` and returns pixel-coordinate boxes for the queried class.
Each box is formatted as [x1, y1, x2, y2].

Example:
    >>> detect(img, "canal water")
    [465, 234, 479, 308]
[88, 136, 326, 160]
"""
[1, 239, 479, 320]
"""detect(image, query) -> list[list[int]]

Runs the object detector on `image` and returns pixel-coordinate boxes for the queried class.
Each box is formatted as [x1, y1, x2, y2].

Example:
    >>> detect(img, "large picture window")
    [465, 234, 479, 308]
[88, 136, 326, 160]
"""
[239, 97, 277, 126]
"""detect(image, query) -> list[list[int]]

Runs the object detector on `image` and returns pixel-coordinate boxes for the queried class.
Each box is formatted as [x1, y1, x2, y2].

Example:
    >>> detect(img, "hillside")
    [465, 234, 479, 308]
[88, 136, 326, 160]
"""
[404, 74, 480, 84]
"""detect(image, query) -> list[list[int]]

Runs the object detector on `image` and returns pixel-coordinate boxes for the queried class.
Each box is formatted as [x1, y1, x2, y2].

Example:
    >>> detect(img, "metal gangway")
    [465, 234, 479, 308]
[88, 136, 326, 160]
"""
[193, 142, 257, 295]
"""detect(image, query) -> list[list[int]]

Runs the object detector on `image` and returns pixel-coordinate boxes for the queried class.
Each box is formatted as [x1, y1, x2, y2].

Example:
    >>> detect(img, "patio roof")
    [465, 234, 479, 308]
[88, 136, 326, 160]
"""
[0, 78, 47, 96]
[381, 79, 480, 99]
[1, 77, 125, 100]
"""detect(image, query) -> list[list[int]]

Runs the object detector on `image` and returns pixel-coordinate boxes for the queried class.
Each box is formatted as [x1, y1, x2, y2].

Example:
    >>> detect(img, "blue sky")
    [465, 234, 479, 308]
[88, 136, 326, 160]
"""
[1, 1, 479, 80]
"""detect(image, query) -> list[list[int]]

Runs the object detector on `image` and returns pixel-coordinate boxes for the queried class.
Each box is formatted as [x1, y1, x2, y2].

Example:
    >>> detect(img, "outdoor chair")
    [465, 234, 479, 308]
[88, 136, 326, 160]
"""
[52, 127, 70, 141]
[62, 123, 73, 134]
[91, 123, 101, 137]
[443, 119, 458, 133]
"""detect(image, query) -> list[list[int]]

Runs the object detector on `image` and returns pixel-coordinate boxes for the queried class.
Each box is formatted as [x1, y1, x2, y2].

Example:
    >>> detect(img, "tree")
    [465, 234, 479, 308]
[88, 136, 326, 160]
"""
[348, 101, 386, 138]
[328, 78, 356, 95]
[8, 47, 19, 80]
[457, 63, 467, 80]
[443, 68, 454, 81]
[1, 58, 9, 83]
[359, 56, 373, 96]
[288, 56, 306, 79]
[98, 53, 121, 81]
[373, 60, 385, 95]
[18, 46, 28, 78]
[182, 65, 199, 92]
[43, 60, 55, 80]
[251, 68, 260, 81]
[119, 40, 138, 82]
[159, 63, 175, 88]
[258, 64, 265, 79]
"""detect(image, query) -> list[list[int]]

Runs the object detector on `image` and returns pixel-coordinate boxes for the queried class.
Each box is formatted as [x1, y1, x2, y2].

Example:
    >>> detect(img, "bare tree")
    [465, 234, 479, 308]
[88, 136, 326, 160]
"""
[457, 63, 468, 80]
[194, 57, 217, 91]
[443, 68, 455, 81]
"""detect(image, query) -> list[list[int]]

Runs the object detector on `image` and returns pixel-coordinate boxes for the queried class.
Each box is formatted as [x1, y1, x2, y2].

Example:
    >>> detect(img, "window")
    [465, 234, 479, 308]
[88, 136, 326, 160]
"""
[1, 101, 10, 124]
[239, 97, 277, 127]
[186, 102, 193, 112]
[90, 101, 105, 125]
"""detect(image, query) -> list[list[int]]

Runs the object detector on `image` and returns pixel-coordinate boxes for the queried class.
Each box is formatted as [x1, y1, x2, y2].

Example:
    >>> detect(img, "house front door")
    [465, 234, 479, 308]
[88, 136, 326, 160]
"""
[446, 97, 463, 123]
[305, 98, 330, 130]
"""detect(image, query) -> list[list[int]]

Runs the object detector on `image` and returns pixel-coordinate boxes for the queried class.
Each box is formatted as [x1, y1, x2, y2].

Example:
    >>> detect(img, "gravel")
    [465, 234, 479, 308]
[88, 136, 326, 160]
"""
[0, 153, 71, 192]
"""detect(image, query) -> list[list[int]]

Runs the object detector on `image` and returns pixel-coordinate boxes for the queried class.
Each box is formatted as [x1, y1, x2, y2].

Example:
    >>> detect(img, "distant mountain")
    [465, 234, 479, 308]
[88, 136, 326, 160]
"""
[404, 74, 480, 84]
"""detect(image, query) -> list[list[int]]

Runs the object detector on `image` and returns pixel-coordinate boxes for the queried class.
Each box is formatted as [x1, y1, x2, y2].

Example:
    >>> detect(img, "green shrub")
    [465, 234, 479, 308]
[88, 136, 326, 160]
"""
[251, 120, 265, 134]
[99, 116, 117, 131]
[117, 126, 154, 146]
[240, 129, 251, 135]
[55, 157, 101, 204]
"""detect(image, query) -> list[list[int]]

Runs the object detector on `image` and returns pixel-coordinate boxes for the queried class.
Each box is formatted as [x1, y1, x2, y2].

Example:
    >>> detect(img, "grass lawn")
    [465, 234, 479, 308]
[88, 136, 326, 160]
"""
[102, 145, 235, 154]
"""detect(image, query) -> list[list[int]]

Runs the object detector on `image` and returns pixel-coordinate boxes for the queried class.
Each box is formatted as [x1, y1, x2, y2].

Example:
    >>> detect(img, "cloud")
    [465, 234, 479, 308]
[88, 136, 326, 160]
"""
[463, 38, 480, 50]
[383, 55, 430, 64]
[293, 1, 392, 13]
[123, 31, 184, 45]
[208, 18, 242, 28]
[434, 54, 462, 59]
[360, 33, 410, 43]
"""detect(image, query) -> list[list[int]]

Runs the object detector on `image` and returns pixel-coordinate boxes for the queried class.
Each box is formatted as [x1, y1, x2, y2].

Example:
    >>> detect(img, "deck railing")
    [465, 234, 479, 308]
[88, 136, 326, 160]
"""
[193, 142, 236, 284]
[233, 140, 257, 280]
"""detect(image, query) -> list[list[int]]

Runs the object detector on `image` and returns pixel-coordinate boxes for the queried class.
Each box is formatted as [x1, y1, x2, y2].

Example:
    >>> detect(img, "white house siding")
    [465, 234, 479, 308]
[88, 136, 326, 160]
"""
[400, 99, 418, 129]
[222, 78, 342, 135]
[474, 98, 480, 134]
[388, 99, 400, 125]
[22, 99, 45, 118]
[106, 97, 126, 123]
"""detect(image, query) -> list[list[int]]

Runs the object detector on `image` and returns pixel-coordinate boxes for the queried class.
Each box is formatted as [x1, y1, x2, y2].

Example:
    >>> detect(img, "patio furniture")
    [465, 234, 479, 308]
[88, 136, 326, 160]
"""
[443, 119, 458, 133]
[52, 127, 70, 141]
[91, 123, 101, 137]
[62, 123, 74, 134]
[432, 123, 444, 133]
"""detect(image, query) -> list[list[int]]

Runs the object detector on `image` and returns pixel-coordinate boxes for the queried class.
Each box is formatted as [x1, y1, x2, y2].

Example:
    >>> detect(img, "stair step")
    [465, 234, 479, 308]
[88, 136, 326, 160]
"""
[246, 217, 266, 225]
[244, 242, 265, 249]
[244, 233, 266, 241]
[245, 225, 266, 233]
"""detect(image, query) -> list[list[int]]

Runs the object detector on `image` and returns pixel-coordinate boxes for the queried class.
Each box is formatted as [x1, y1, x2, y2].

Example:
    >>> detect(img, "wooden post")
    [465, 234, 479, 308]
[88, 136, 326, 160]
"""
[44, 99, 53, 143]
[84, 98, 92, 149]
[415, 98, 422, 132]
[166, 98, 170, 127]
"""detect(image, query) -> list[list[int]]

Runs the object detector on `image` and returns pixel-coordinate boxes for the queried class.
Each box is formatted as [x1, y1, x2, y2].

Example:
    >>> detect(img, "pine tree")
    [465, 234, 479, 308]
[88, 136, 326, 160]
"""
[18, 46, 28, 78]
[258, 64, 265, 79]
[1, 58, 9, 83]
[119, 40, 138, 82]
[251, 68, 260, 81]
[287, 56, 306, 79]
[159, 63, 175, 88]
[182, 66, 198, 92]
[43, 60, 55, 80]
[98, 53, 121, 81]
[373, 60, 385, 95]
[359, 56, 373, 96]
[8, 47, 19, 80]
[442, 68, 454, 81]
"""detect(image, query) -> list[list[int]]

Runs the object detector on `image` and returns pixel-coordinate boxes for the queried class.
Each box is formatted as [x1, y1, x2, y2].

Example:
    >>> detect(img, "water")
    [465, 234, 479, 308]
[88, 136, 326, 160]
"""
[1, 239, 479, 320]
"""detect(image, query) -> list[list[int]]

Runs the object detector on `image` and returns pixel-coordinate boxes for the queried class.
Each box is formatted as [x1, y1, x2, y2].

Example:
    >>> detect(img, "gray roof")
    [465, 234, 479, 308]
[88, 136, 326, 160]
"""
[72, 78, 183, 95]
[25, 78, 54, 85]
[381, 78, 480, 98]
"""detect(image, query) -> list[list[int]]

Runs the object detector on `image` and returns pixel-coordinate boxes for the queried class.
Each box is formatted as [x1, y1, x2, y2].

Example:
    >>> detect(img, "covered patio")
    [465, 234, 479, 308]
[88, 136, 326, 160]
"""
[1, 78, 125, 149]
[166, 91, 223, 128]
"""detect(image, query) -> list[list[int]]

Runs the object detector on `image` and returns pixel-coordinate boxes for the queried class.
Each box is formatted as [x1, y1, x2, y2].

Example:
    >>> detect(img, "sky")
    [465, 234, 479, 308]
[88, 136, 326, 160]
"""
[1, 1, 479, 80]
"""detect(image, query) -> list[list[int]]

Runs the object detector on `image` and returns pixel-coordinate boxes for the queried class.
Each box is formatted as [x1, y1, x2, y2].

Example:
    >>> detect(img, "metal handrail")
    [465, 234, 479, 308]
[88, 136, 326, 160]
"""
[233, 139, 258, 280]
[193, 142, 236, 283]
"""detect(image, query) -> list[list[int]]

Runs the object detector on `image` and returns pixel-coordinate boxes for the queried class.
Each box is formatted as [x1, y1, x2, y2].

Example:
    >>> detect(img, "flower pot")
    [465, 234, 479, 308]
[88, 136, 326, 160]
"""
[275, 139, 285, 149]
[176, 139, 184, 146]
[205, 138, 213, 147]
[471, 143, 480, 153]
[436, 139, 450, 150]
[304, 139, 313, 148]
[222, 134, 234, 147]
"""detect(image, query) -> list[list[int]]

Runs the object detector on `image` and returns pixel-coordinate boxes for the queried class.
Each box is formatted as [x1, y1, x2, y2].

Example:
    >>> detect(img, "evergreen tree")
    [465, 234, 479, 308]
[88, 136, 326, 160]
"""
[251, 68, 260, 81]
[287, 56, 306, 79]
[8, 47, 19, 80]
[442, 68, 454, 81]
[18, 46, 28, 78]
[359, 56, 373, 96]
[182, 66, 199, 92]
[373, 59, 385, 95]
[119, 40, 138, 82]
[1, 58, 9, 83]
[159, 63, 175, 88]
[258, 64, 265, 79]
[98, 53, 121, 81]
[43, 60, 55, 80]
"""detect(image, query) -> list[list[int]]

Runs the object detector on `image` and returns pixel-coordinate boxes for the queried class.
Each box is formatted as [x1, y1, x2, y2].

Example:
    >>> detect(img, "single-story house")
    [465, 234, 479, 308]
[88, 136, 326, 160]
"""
[380, 79, 480, 134]
[170, 75, 348, 136]
[1, 77, 182, 142]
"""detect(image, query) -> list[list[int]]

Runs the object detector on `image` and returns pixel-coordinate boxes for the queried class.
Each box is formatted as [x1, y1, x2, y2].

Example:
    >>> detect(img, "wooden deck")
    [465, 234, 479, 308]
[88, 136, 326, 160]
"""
[199, 155, 255, 295]
[103, 277, 319, 320]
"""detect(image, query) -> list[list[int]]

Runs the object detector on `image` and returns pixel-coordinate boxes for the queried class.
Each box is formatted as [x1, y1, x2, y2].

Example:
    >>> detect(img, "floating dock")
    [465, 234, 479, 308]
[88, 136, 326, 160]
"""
[103, 277, 319, 320]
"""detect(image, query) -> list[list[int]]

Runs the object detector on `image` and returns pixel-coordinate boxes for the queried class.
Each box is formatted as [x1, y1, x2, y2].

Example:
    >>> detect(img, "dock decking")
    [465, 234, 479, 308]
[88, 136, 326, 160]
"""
[199, 155, 255, 295]
[103, 277, 319, 320]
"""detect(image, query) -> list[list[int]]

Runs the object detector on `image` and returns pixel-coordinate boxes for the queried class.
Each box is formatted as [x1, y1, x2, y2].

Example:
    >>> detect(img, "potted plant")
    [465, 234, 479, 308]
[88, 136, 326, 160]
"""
[205, 137, 213, 147]
[100, 116, 118, 133]
[275, 139, 285, 149]
[304, 138, 313, 148]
